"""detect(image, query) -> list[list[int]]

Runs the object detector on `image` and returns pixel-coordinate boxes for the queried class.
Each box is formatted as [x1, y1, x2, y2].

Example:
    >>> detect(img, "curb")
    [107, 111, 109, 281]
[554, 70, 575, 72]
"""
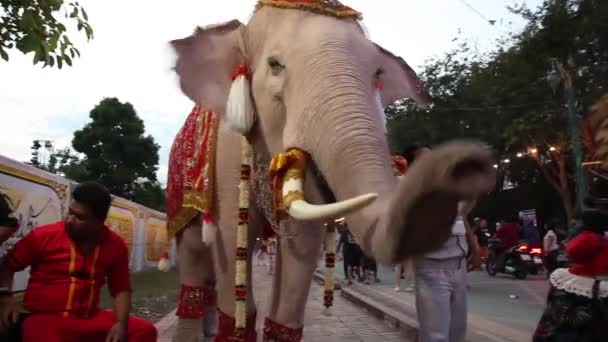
[312, 269, 341, 290]
[313, 271, 417, 339]
[341, 285, 420, 340]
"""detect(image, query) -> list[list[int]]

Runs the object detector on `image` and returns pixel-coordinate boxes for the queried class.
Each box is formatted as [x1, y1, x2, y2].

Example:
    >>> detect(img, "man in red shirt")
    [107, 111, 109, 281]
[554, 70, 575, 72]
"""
[0, 181, 157, 342]
[496, 221, 519, 251]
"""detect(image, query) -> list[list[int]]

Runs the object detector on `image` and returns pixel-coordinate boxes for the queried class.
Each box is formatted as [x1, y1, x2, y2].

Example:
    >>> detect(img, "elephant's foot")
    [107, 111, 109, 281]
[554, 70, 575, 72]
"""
[173, 318, 203, 342]
[263, 317, 303, 342]
[214, 309, 257, 342]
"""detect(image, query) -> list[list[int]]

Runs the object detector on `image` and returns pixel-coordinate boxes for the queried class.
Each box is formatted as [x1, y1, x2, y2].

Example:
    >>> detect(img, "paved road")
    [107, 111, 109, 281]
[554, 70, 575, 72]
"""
[325, 260, 549, 334]
[156, 264, 409, 342]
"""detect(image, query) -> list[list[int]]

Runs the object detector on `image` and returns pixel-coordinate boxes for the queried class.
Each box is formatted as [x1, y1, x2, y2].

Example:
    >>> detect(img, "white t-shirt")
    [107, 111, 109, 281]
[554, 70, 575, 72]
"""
[422, 215, 468, 260]
[544, 229, 559, 252]
[452, 216, 467, 235]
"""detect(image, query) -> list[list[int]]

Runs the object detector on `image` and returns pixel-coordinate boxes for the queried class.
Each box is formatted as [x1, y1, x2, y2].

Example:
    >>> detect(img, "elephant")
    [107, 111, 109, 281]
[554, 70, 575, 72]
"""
[166, 1, 496, 341]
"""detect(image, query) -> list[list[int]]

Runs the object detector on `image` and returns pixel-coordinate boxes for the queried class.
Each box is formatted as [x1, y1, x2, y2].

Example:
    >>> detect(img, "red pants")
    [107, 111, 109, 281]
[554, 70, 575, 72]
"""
[22, 309, 157, 342]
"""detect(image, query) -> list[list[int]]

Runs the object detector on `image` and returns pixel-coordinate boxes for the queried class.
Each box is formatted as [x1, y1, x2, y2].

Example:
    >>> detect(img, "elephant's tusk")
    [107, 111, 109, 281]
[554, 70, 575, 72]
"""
[282, 174, 377, 220]
[270, 148, 377, 221]
[287, 194, 378, 221]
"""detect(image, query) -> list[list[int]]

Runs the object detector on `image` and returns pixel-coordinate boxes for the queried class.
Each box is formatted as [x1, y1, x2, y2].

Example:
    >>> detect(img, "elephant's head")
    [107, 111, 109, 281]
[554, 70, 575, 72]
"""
[171, 1, 495, 263]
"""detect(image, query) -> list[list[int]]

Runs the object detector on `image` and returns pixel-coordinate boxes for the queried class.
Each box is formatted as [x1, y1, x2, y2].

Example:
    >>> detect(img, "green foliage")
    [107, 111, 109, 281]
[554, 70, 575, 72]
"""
[28, 139, 84, 176]
[386, 0, 608, 221]
[0, 0, 93, 67]
[28, 99, 166, 212]
[131, 181, 167, 212]
[70, 98, 164, 209]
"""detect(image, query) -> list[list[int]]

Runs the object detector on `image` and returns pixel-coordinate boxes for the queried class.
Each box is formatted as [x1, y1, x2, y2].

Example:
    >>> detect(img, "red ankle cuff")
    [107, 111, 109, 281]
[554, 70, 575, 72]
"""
[263, 317, 303, 342]
[214, 309, 257, 342]
[176, 284, 205, 318]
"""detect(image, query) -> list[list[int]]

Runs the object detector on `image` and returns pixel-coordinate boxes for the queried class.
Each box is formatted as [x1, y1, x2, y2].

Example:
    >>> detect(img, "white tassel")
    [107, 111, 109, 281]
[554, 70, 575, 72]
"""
[225, 66, 255, 135]
[201, 220, 215, 245]
[157, 251, 171, 272]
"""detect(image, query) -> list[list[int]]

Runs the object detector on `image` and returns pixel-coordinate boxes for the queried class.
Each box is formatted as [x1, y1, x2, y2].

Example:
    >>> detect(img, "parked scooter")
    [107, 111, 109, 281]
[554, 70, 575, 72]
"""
[486, 239, 537, 279]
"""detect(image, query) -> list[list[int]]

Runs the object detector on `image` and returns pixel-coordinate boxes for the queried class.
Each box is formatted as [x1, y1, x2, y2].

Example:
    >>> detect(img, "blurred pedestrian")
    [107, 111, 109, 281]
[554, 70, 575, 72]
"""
[414, 199, 481, 342]
[533, 226, 608, 341]
[361, 254, 380, 284]
[543, 226, 560, 275]
[394, 259, 415, 292]
[337, 223, 362, 285]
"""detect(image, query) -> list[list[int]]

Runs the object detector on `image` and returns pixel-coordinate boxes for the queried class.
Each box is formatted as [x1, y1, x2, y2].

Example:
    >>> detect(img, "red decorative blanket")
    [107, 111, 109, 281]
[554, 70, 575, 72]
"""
[166, 105, 219, 239]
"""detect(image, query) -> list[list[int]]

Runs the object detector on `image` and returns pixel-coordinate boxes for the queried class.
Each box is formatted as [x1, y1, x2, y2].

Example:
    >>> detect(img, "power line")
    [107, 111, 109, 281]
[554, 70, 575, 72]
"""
[458, 0, 496, 26]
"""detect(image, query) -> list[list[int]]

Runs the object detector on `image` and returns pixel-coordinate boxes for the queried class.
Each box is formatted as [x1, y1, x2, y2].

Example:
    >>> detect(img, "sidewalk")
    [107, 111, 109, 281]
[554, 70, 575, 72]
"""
[155, 264, 408, 342]
[314, 261, 536, 342]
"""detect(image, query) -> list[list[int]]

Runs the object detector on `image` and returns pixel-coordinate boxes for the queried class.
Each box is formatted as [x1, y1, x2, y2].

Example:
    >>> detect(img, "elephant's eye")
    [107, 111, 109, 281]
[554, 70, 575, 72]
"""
[374, 68, 385, 78]
[268, 56, 285, 76]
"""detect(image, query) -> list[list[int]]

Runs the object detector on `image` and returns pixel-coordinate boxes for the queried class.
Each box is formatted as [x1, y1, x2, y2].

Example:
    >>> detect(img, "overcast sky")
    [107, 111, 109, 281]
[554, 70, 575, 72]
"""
[0, 0, 542, 184]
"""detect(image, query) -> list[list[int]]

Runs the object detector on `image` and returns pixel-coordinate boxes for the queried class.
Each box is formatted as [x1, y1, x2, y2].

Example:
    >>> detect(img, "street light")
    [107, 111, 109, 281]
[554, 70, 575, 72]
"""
[547, 58, 587, 215]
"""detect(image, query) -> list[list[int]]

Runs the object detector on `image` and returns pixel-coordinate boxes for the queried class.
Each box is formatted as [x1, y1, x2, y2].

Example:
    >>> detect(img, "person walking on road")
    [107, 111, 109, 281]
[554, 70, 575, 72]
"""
[543, 226, 560, 275]
[394, 259, 415, 292]
[337, 223, 363, 285]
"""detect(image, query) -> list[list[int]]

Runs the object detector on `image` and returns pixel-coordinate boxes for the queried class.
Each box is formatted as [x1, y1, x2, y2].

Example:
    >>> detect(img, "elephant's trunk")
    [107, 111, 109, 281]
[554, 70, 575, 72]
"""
[293, 74, 405, 264]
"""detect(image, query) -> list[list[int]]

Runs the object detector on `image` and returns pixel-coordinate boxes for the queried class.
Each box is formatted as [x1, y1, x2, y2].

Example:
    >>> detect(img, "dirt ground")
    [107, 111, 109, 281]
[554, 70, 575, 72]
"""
[100, 269, 180, 323]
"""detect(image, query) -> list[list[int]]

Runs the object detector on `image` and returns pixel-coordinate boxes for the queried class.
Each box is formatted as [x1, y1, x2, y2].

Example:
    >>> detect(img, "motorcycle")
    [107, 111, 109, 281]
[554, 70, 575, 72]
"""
[527, 245, 545, 275]
[486, 239, 538, 279]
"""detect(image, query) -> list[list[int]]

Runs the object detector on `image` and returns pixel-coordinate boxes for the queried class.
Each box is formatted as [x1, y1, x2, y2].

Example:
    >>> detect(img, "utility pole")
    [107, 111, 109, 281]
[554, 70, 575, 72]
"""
[548, 58, 587, 217]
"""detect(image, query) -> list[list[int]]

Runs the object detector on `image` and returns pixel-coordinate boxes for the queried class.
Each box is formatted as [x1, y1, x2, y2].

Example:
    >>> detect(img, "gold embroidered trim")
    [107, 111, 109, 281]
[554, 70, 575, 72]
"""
[268, 148, 309, 219]
[284, 168, 304, 182]
[257, 0, 362, 19]
[283, 191, 304, 209]
[0, 163, 69, 213]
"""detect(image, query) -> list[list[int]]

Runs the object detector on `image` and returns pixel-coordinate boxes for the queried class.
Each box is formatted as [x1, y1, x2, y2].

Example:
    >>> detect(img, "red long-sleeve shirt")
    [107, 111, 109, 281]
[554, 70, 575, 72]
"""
[4, 221, 132, 318]
[496, 222, 519, 250]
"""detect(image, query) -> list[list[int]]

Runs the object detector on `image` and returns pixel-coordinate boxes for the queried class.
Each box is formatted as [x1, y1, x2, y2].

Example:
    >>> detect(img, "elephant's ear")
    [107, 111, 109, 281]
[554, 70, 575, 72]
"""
[375, 44, 429, 109]
[171, 20, 246, 114]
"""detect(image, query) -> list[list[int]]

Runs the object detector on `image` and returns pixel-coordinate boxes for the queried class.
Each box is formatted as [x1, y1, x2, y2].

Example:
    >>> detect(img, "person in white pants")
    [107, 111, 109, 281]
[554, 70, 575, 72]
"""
[414, 200, 481, 342]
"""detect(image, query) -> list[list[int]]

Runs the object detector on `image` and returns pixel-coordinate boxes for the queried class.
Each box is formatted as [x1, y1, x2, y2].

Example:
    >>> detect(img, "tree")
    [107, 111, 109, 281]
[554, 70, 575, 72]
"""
[386, 0, 608, 222]
[0, 0, 93, 67]
[28, 139, 83, 176]
[68, 98, 165, 210]
[27, 99, 167, 211]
